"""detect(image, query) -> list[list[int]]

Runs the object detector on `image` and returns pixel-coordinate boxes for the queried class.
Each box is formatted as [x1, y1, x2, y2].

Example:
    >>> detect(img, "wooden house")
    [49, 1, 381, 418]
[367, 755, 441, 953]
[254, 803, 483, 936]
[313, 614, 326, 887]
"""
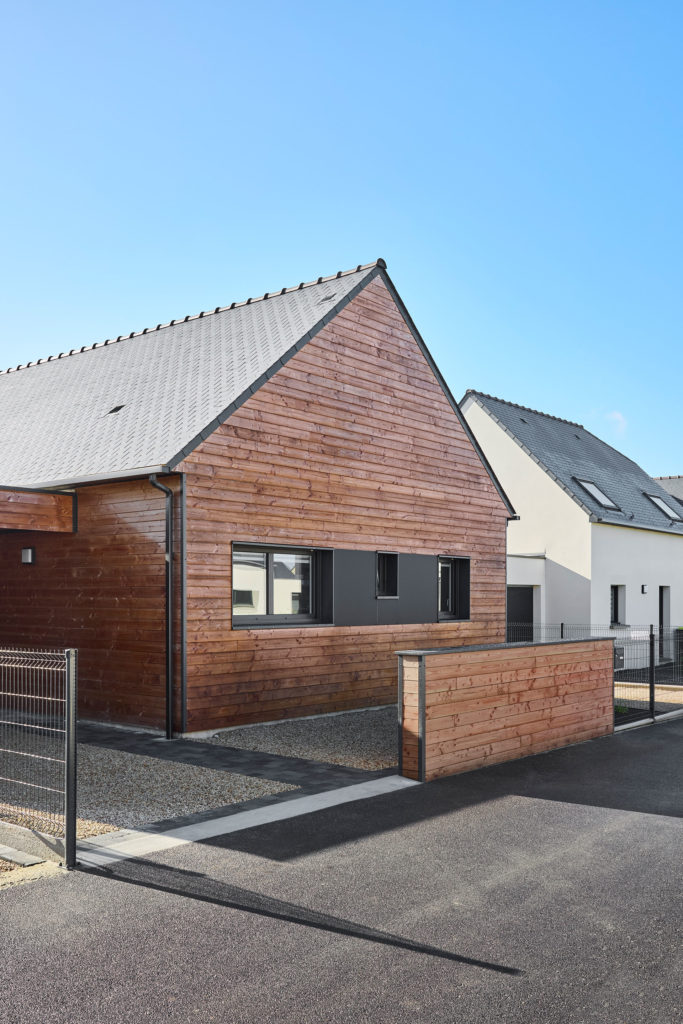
[0, 261, 514, 734]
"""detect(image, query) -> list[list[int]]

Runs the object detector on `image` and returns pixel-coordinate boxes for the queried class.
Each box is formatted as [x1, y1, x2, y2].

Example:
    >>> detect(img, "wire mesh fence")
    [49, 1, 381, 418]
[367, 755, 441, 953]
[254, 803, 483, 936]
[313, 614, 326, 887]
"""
[506, 623, 683, 726]
[0, 647, 77, 868]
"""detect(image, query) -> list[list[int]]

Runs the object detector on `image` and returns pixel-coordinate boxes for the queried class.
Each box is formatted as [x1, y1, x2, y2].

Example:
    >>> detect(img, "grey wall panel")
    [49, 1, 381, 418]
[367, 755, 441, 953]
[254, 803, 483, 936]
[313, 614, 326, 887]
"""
[332, 549, 377, 626]
[333, 549, 437, 627]
[377, 554, 437, 625]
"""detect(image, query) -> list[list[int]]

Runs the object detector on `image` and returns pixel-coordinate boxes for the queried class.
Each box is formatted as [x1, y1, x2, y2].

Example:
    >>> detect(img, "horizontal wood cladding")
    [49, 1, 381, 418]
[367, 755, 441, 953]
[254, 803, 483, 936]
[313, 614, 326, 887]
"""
[178, 276, 510, 730]
[400, 640, 614, 781]
[0, 478, 179, 728]
[0, 488, 73, 533]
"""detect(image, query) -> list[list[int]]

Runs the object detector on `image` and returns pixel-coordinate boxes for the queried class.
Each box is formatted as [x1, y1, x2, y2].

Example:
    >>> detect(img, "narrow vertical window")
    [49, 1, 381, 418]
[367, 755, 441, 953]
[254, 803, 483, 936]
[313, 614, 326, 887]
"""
[610, 585, 624, 626]
[438, 557, 470, 620]
[376, 552, 398, 598]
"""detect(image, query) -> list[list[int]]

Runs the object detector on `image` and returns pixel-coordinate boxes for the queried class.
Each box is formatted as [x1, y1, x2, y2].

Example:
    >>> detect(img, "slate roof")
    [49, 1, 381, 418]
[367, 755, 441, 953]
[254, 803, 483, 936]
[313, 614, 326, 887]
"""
[655, 476, 683, 504]
[0, 262, 383, 488]
[463, 391, 683, 536]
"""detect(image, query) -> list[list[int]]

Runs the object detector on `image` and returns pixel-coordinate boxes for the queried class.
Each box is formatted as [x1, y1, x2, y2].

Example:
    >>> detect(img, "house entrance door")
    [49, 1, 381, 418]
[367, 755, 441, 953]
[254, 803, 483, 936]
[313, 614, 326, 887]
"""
[507, 586, 533, 642]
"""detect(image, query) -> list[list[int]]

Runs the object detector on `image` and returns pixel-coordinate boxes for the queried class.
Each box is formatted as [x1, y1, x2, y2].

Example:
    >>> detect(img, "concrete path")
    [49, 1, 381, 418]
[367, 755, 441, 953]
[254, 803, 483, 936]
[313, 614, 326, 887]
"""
[3, 720, 682, 1024]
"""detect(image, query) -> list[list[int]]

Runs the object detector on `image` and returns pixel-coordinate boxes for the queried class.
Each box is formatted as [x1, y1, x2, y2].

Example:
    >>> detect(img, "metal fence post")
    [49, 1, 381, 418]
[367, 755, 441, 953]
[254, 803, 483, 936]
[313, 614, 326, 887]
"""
[649, 625, 656, 722]
[560, 622, 564, 640]
[64, 648, 78, 870]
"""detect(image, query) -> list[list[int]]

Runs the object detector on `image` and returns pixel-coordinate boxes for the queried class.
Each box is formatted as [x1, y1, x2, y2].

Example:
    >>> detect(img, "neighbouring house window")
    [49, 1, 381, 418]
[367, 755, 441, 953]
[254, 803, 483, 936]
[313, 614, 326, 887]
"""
[645, 493, 682, 521]
[438, 556, 470, 620]
[376, 552, 399, 598]
[610, 585, 625, 626]
[233, 546, 316, 624]
[575, 479, 619, 510]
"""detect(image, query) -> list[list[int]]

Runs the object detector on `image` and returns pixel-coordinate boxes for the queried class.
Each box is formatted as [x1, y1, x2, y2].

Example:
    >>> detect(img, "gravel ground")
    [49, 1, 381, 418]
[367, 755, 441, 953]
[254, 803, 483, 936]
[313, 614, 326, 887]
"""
[1, 745, 298, 840]
[75, 745, 298, 834]
[200, 706, 399, 770]
[0, 857, 18, 872]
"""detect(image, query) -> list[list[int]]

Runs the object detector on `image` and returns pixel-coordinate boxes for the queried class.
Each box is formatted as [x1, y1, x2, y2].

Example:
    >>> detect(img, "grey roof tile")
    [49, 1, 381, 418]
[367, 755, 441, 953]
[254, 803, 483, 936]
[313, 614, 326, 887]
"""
[0, 262, 381, 488]
[464, 391, 683, 537]
[655, 476, 683, 503]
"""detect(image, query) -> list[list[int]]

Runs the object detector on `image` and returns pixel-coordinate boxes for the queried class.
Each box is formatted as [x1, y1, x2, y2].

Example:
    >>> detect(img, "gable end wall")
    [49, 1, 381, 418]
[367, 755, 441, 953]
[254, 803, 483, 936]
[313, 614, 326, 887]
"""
[178, 277, 509, 730]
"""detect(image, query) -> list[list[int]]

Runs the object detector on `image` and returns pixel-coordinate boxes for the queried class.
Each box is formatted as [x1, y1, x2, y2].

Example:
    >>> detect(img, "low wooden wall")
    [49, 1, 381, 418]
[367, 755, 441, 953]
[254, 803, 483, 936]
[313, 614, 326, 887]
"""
[398, 639, 614, 782]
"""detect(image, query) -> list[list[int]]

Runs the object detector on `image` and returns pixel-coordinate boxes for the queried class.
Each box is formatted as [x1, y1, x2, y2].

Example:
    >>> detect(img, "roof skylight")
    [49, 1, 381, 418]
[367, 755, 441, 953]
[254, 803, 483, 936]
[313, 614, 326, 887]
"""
[575, 478, 619, 510]
[645, 493, 682, 521]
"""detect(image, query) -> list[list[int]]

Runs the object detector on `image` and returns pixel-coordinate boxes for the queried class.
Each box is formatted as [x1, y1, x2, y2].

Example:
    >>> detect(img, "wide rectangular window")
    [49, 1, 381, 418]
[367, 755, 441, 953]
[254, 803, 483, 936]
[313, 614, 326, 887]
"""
[233, 546, 320, 625]
[438, 556, 470, 620]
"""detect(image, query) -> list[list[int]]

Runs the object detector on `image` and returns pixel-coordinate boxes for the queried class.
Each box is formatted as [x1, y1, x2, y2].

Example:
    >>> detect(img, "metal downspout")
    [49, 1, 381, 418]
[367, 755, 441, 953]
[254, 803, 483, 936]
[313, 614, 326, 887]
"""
[150, 474, 174, 739]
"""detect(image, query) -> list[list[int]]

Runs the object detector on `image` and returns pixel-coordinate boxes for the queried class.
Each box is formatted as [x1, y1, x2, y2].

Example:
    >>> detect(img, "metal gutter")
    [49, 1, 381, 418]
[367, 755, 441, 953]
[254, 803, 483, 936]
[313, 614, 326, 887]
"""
[149, 474, 174, 740]
[179, 474, 188, 733]
[16, 466, 169, 490]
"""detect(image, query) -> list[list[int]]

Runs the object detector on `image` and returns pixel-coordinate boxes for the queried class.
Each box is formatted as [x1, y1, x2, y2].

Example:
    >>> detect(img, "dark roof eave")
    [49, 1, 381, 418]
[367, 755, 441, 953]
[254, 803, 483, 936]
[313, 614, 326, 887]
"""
[591, 517, 683, 538]
[8, 465, 172, 491]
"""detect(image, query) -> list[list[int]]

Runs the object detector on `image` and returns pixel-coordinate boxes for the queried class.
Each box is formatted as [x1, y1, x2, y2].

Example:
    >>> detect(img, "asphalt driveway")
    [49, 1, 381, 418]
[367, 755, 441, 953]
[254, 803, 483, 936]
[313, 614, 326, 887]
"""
[2, 720, 682, 1024]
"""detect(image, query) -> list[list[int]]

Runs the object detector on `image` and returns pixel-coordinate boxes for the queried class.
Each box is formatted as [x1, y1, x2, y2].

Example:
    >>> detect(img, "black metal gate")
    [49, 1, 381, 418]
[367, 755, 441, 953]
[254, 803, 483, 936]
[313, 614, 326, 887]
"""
[0, 647, 77, 868]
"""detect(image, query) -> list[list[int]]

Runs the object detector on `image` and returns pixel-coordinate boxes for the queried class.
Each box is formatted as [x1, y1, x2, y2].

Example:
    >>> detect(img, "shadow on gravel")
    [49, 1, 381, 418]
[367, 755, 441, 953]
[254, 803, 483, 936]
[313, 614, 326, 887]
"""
[198, 719, 683, 862]
[80, 858, 522, 977]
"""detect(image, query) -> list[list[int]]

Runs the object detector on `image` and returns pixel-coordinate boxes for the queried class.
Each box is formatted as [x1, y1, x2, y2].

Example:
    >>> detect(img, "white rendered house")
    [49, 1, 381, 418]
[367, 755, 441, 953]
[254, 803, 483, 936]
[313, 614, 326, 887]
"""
[460, 391, 683, 633]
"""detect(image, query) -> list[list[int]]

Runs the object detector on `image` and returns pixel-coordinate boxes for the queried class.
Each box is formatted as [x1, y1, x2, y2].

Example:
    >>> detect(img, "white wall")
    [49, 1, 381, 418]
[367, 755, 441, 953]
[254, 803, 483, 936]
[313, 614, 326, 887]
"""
[462, 396, 591, 623]
[591, 523, 683, 628]
[507, 555, 546, 625]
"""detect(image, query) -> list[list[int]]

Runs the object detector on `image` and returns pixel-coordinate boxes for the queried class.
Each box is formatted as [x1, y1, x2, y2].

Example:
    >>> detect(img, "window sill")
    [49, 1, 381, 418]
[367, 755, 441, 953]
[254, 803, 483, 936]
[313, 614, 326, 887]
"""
[232, 620, 332, 630]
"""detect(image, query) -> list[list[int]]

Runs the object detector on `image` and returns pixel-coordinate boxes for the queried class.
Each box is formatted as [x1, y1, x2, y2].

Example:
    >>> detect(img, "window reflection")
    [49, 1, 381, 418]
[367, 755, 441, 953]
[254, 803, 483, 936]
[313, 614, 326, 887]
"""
[232, 550, 267, 616]
[273, 552, 311, 615]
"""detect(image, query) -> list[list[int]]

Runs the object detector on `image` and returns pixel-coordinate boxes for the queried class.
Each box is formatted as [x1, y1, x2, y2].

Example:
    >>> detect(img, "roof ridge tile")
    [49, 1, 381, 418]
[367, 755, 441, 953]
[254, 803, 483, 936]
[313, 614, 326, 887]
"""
[1, 258, 385, 376]
[465, 389, 583, 429]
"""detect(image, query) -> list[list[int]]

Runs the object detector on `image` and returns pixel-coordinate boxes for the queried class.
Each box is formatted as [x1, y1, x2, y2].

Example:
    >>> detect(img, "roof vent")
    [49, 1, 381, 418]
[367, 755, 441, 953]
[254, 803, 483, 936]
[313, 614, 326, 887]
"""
[319, 293, 336, 303]
[108, 405, 125, 415]
[520, 417, 528, 424]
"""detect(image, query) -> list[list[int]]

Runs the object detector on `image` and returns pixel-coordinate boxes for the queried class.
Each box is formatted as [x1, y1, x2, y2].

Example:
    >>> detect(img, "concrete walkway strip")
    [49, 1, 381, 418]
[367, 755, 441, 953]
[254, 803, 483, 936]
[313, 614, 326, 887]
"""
[78, 775, 419, 868]
[0, 844, 45, 867]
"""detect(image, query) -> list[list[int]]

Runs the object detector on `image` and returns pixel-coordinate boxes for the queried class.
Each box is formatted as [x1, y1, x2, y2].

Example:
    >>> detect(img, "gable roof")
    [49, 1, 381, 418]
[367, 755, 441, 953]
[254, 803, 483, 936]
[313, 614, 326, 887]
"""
[462, 391, 683, 536]
[0, 262, 514, 515]
[0, 262, 382, 488]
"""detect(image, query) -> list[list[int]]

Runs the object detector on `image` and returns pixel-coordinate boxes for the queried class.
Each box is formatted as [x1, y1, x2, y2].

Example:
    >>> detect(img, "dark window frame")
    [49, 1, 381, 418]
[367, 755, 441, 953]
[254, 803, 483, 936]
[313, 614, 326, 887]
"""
[376, 551, 399, 599]
[610, 584, 624, 627]
[644, 492, 682, 521]
[232, 543, 328, 628]
[574, 478, 620, 510]
[438, 555, 471, 621]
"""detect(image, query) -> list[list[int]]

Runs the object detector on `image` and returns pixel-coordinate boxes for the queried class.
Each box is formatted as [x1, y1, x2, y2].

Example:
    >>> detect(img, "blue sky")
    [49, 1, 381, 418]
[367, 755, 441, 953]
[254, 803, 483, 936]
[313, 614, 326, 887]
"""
[2, 1, 681, 475]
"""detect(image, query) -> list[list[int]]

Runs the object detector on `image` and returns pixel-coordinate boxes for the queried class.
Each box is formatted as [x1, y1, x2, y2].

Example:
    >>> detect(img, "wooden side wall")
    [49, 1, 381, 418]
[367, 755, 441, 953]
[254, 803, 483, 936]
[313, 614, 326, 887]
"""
[0, 477, 177, 727]
[0, 488, 73, 533]
[178, 275, 511, 731]
[400, 640, 614, 781]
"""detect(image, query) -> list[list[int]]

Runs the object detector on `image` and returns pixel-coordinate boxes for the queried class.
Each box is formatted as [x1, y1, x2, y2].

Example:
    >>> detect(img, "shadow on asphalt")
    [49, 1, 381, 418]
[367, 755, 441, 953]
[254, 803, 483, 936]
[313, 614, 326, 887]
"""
[79, 858, 522, 976]
[198, 719, 683, 862]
